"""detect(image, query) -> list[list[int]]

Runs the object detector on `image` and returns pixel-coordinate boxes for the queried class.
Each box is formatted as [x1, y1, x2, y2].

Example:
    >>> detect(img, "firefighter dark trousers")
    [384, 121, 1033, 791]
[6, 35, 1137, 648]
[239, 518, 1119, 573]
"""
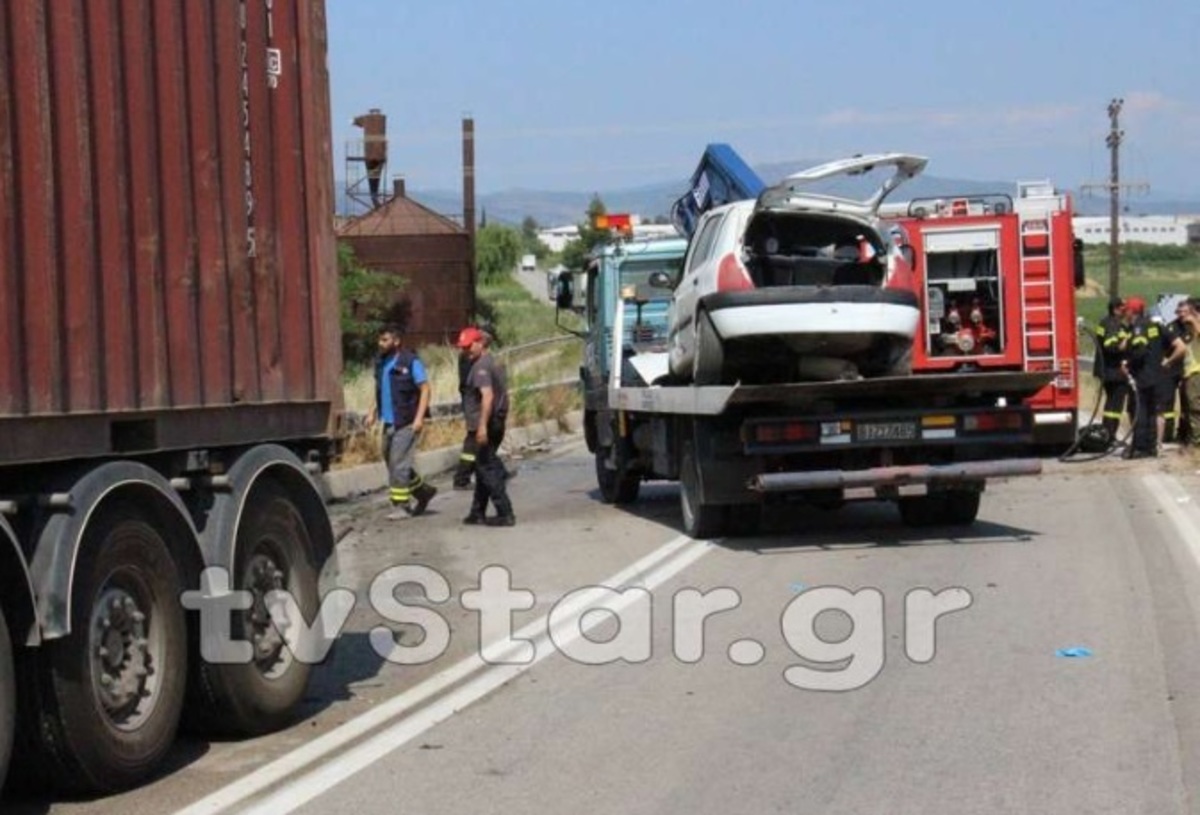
[471, 423, 513, 520]
[454, 432, 479, 487]
[1131, 384, 1159, 456]
[1102, 380, 1131, 437]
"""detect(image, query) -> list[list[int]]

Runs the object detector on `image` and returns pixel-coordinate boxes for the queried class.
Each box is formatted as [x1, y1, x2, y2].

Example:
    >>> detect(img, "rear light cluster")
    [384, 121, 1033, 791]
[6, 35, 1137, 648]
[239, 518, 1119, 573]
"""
[961, 412, 1024, 432]
[746, 410, 1027, 449]
[752, 422, 817, 444]
[716, 253, 755, 292]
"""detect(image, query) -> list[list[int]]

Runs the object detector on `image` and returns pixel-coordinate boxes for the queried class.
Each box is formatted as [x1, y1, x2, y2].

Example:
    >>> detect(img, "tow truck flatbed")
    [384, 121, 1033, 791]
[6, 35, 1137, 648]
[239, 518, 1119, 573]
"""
[610, 370, 1056, 415]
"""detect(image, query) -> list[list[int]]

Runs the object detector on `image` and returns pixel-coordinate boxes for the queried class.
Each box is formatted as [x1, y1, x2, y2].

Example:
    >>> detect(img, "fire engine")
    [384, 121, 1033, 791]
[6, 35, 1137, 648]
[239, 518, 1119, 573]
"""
[886, 181, 1086, 450]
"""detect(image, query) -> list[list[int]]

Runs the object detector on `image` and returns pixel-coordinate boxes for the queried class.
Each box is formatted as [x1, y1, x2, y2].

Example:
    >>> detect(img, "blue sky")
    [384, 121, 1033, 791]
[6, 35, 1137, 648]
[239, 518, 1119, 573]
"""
[326, 1, 1200, 197]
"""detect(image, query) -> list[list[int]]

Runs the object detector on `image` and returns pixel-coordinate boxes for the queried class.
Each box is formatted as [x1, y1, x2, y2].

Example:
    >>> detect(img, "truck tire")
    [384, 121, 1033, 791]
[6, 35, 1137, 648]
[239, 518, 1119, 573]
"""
[0, 606, 14, 794]
[693, 309, 725, 386]
[898, 490, 981, 528]
[595, 444, 640, 505]
[726, 504, 762, 537]
[197, 481, 318, 736]
[25, 504, 187, 793]
[679, 439, 726, 539]
[941, 490, 981, 525]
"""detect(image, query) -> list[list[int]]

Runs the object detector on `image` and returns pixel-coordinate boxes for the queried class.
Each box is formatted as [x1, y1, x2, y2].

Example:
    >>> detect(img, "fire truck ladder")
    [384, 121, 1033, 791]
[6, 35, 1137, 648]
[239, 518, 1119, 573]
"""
[1017, 205, 1057, 376]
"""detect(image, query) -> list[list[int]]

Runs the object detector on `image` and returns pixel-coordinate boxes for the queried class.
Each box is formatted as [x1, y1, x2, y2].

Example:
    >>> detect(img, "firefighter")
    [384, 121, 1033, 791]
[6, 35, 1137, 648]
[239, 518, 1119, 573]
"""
[1180, 298, 1200, 446]
[1094, 296, 1131, 439]
[452, 337, 478, 490]
[1161, 300, 1190, 446]
[1123, 298, 1185, 459]
[1166, 296, 1195, 444]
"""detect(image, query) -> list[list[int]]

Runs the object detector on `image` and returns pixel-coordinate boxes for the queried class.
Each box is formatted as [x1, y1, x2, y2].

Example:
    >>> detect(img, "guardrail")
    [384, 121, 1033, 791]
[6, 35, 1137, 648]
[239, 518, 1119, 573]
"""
[427, 375, 579, 420]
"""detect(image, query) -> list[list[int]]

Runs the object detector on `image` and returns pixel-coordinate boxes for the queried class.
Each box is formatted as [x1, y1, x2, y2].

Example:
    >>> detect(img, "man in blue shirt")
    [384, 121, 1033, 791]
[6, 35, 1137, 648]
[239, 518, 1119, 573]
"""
[372, 325, 436, 519]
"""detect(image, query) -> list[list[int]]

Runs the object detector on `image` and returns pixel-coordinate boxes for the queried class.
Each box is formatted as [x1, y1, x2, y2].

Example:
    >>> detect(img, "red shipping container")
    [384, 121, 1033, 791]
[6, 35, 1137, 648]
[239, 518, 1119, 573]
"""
[0, 0, 341, 466]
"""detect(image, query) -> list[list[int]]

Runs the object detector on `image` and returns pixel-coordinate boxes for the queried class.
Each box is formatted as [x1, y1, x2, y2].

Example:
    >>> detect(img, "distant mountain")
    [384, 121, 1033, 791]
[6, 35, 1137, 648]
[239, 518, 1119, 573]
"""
[336, 160, 1200, 228]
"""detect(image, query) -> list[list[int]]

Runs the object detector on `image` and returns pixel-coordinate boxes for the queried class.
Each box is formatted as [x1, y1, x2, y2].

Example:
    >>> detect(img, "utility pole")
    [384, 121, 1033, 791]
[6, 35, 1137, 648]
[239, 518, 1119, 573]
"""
[1081, 98, 1149, 298]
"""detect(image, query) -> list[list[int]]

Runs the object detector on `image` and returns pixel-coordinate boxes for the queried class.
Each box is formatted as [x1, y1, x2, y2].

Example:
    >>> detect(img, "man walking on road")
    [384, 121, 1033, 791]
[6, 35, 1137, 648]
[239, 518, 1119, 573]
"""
[372, 325, 437, 519]
[457, 326, 516, 527]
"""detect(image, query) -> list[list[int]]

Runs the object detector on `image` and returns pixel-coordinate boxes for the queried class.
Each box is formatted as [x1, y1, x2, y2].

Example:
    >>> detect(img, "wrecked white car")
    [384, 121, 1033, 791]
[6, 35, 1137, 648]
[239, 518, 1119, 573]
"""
[666, 153, 927, 384]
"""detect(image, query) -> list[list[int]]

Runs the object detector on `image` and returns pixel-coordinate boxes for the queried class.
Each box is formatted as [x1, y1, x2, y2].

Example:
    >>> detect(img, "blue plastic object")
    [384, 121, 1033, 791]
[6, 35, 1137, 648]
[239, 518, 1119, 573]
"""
[670, 144, 765, 239]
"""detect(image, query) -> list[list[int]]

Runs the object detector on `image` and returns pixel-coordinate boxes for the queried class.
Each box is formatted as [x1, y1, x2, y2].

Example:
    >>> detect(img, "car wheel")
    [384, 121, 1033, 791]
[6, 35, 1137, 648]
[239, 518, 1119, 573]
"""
[693, 309, 725, 386]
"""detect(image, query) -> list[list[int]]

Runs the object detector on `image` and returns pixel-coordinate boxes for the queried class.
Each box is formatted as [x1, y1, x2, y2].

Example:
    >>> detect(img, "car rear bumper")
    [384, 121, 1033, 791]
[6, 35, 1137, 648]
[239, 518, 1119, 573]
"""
[702, 286, 920, 343]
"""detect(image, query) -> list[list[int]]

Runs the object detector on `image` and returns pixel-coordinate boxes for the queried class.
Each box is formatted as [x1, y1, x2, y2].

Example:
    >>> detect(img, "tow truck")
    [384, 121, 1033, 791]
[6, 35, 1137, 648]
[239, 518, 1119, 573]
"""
[554, 225, 1051, 538]
[670, 145, 1084, 451]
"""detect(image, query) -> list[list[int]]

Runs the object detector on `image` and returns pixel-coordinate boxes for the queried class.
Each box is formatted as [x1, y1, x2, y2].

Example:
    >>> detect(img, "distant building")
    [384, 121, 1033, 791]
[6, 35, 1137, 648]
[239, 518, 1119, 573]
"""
[1073, 215, 1199, 247]
[337, 181, 472, 347]
[537, 220, 679, 252]
[537, 225, 579, 252]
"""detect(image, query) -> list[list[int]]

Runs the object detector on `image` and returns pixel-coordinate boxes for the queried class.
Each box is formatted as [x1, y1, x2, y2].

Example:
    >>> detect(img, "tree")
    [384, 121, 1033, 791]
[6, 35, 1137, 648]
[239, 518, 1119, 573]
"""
[338, 241, 405, 365]
[520, 215, 547, 260]
[560, 194, 609, 271]
[475, 223, 523, 283]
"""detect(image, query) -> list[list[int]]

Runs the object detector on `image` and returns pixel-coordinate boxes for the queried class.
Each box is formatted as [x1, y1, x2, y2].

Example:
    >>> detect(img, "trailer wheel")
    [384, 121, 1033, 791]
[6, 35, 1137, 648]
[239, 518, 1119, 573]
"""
[693, 309, 725, 386]
[199, 481, 317, 735]
[595, 445, 640, 504]
[27, 505, 186, 793]
[0, 606, 14, 794]
[679, 440, 725, 539]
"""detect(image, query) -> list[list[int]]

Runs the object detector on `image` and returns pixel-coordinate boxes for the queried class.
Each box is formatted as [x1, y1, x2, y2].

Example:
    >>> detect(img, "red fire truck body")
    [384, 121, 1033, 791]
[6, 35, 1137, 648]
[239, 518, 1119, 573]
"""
[888, 181, 1085, 449]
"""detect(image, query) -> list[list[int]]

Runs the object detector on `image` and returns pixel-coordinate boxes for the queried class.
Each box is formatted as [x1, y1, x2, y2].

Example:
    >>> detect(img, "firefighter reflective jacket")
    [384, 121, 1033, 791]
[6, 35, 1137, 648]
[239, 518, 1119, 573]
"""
[1128, 317, 1169, 389]
[1094, 314, 1130, 383]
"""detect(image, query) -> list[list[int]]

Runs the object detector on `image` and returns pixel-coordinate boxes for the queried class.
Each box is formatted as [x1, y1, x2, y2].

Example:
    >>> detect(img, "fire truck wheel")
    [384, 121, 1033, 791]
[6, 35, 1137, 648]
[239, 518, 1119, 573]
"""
[680, 439, 726, 539]
[0, 605, 13, 794]
[198, 480, 318, 736]
[26, 504, 187, 793]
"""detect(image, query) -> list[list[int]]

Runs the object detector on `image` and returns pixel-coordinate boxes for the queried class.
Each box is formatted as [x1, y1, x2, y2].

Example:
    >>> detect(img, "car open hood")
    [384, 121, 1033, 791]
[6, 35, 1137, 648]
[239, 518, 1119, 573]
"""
[756, 153, 928, 218]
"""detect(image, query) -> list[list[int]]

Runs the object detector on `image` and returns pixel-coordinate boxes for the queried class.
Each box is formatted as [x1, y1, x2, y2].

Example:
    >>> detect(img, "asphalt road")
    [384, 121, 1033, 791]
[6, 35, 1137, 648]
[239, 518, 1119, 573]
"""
[8, 441, 1200, 814]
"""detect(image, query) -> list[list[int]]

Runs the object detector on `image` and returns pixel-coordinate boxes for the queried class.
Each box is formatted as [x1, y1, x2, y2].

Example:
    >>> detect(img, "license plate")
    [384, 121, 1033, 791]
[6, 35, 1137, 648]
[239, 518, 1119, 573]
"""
[856, 421, 917, 442]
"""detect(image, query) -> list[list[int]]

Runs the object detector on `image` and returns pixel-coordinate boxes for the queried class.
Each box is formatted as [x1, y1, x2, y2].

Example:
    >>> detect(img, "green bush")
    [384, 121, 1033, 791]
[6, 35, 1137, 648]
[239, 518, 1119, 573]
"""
[339, 242, 406, 366]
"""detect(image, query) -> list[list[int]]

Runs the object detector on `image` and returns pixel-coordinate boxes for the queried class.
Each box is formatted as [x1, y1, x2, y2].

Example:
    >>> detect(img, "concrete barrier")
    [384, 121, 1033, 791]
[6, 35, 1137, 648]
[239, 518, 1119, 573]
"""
[324, 409, 584, 502]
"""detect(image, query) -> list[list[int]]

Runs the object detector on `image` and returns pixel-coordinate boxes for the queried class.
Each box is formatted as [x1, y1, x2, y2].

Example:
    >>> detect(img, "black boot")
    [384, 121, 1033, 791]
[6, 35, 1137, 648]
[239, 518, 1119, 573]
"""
[411, 481, 438, 516]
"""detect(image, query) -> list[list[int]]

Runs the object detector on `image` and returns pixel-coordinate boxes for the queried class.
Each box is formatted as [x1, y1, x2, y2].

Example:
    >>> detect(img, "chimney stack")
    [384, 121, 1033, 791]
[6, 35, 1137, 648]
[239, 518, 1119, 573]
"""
[392, 176, 406, 198]
[463, 116, 477, 318]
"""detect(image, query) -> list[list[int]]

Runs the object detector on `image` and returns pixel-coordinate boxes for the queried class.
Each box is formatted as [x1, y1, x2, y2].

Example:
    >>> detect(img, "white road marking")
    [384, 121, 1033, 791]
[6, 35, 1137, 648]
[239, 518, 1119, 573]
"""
[1142, 473, 1200, 571]
[173, 533, 711, 815]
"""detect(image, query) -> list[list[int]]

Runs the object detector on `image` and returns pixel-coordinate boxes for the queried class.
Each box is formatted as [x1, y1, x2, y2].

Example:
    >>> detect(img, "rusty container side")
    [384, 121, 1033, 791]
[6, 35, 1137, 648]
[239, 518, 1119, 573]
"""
[0, 0, 341, 467]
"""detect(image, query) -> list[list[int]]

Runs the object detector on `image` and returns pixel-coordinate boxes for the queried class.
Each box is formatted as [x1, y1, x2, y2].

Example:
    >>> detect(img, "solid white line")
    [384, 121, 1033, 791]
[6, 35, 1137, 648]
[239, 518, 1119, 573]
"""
[1142, 473, 1200, 570]
[239, 537, 715, 815]
[172, 533, 703, 815]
